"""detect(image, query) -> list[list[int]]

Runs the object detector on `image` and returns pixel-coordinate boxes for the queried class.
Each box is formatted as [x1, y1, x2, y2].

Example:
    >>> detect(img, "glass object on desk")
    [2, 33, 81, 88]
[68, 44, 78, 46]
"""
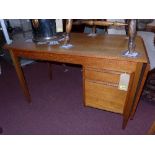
[30, 19, 65, 45]
[60, 19, 74, 49]
[122, 19, 139, 58]
[30, 19, 56, 43]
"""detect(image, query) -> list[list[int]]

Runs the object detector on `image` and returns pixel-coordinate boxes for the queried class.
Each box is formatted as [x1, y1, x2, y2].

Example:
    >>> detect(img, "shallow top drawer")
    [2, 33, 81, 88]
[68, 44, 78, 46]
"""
[85, 67, 122, 84]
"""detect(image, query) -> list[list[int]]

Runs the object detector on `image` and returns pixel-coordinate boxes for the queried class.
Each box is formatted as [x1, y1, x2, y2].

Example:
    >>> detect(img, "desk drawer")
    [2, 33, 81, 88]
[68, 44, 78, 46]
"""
[85, 67, 121, 84]
[85, 80, 127, 114]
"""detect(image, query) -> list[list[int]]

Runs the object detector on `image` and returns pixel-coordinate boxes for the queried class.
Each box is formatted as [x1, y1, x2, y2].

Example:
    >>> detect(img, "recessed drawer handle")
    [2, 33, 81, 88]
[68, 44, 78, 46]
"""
[86, 67, 123, 75]
[86, 79, 118, 88]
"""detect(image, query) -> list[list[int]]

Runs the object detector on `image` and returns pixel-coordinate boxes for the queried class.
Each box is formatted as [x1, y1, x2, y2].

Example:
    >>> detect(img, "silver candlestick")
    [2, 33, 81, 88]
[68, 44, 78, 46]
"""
[60, 19, 74, 49]
[123, 19, 139, 58]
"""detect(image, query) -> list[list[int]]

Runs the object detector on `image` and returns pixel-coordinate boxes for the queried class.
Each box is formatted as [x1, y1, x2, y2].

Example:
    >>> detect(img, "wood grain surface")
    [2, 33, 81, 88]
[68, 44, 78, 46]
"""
[4, 32, 150, 128]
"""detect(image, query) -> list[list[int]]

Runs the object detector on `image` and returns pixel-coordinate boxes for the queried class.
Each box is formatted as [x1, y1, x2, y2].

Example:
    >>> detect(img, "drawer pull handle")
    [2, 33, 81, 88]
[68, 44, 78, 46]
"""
[86, 79, 118, 88]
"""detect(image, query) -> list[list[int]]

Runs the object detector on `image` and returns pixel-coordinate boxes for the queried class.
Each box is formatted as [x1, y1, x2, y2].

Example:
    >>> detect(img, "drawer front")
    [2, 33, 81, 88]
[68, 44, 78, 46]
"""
[85, 80, 127, 114]
[85, 67, 120, 84]
[84, 58, 136, 73]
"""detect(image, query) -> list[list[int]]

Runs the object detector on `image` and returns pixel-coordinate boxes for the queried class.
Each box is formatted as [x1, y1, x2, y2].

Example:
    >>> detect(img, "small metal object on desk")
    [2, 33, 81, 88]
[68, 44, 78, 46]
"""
[48, 34, 65, 46]
[122, 50, 139, 58]
[48, 40, 59, 45]
[60, 44, 74, 49]
[26, 33, 65, 46]
[87, 33, 97, 37]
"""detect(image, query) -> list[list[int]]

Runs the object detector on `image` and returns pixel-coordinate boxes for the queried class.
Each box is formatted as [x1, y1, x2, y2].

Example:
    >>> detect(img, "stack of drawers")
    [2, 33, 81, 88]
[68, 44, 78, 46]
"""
[84, 67, 129, 114]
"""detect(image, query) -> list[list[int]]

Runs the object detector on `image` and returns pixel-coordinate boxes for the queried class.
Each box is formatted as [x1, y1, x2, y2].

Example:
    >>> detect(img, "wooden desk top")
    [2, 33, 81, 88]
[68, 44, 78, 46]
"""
[5, 33, 149, 63]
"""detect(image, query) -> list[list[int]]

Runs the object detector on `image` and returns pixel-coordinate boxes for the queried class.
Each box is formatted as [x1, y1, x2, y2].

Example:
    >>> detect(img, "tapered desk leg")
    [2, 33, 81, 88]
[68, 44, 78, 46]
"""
[122, 72, 135, 129]
[130, 64, 150, 119]
[147, 121, 155, 135]
[10, 50, 31, 103]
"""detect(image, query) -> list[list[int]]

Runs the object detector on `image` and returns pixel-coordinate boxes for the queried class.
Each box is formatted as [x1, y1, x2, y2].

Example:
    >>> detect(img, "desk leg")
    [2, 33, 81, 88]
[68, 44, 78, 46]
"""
[10, 50, 31, 103]
[130, 64, 150, 119]
[122, 73, 134, 129]
[147, 121, 155, 135]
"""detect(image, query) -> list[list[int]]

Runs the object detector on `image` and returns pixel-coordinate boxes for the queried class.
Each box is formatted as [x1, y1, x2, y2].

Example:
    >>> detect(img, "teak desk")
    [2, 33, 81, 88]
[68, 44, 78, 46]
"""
[5, 33, 150, 129]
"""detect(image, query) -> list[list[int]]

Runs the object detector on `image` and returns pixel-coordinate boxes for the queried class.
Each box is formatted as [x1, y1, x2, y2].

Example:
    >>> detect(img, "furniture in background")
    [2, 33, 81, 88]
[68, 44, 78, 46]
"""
[146, 21, 155, 44]
[106, 19, 126, 35]
[4, 32, 149, 129]
[138, 31, 155, 70]
[137, 19, 154, 31]
[0, 19, 35, 69]
[137, 20, 155, 102]
[146, 21, 155, 32]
